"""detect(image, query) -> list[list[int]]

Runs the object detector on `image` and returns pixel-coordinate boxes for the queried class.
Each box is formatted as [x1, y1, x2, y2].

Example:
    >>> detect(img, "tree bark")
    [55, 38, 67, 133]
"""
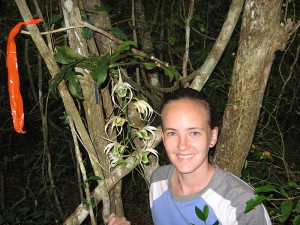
[212, 0, 294, 176]
[135, 0, 161, 86]
[61, 0, 114, 221]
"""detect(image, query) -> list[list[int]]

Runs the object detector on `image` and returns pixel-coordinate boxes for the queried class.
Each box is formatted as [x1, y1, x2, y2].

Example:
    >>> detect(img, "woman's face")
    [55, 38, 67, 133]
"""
[161, 99, 218, 175]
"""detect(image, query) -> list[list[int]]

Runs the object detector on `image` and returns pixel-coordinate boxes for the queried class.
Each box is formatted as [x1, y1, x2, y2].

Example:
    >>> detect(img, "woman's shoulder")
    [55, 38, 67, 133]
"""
[150, 164, 173, 183]
[212, 166, 256, 200]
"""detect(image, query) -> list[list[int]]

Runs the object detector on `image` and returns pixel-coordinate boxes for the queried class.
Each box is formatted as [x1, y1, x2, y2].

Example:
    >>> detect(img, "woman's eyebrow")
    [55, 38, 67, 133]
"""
[163, 127, 205, 131]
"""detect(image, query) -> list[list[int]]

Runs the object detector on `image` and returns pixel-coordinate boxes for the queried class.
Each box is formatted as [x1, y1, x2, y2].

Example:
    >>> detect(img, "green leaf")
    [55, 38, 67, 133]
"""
[65, 70, 83, 99]
[160, 64, 180, 82]
[110, 40, 137, 63]
[143, 62, 156, 70]
[281, 200, 293, 222]
[48, 14, 63, 26]
[116, 40, 137, 53]
[76, 59, 97, 71]
[109, 60, 139, 69]
[133, 54, 144, 61]
[173, 46, 185, 54]
[89, 54, 102, 67]
[245, 196, 267, 213]
[88, 175, 102, 181]
[167, 36, 176, 45]
[288, 181, 298, 188]
[254, 185, 276, 194]
[279, 186, 288, 197]
[49, 72, 64, 97]
[244, 159, 248, 170]
[293, 215, 300, 225]
[38, 186, 49, 195]
[295, 199, 300, 213]
[54, 46, 84, 64]
[90, 54, 110, 86]
[195, 206, 206, 221]
[110, 27, 128, 40]
[82, 27, 94, 40]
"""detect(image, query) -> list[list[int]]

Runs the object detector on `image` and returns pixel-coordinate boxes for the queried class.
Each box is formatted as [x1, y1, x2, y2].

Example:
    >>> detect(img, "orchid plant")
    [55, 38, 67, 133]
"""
[104, 70, 159, 171]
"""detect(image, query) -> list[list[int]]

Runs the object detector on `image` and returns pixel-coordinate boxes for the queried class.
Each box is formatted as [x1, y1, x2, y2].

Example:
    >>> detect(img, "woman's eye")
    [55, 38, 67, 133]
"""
[167, 132, 176, 136]
[190, 131, 200, 136]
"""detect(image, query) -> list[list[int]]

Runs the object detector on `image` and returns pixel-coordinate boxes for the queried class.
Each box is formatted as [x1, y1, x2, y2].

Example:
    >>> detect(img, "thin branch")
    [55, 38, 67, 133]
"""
[69, 117, 97, 225]
[182, 0, 195, 79]
[131, 0, 140, 84]
[20, 25, 84, 35]
[191, 27, 217, 41]
[24, 39, 39, 104]
[189, 0, 245, 91]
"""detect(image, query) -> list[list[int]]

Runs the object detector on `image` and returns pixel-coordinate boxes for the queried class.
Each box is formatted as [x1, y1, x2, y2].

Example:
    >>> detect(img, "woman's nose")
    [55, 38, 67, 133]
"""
[178, 135, 190, 151]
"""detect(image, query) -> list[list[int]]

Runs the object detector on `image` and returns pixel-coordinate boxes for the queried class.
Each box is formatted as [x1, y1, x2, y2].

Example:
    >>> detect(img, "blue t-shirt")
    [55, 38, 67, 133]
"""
[149, 165, 271, 225]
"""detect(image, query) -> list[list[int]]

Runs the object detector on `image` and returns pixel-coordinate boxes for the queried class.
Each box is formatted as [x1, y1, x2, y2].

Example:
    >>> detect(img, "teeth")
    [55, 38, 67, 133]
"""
[178, 154, 194, 159]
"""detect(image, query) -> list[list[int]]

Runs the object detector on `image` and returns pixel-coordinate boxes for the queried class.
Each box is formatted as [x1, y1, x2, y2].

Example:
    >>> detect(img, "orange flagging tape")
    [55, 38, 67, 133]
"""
[6, 18, 42, 133]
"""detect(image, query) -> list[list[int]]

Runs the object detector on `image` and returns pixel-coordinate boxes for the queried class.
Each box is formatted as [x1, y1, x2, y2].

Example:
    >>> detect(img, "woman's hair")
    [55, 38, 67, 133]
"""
[160, 88, 219, 129]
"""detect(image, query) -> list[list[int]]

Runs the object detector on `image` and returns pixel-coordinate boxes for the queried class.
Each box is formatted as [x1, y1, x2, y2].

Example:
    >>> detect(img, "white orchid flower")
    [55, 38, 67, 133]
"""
[104, 141, 127, 155]
[135, 125, 158, 140]
[107, 152, 121, 167]
[137, 147, 159, 164]
[112, 70, 134, 108]
[105, 116, 127, 137]
[133, 98, 154, 120]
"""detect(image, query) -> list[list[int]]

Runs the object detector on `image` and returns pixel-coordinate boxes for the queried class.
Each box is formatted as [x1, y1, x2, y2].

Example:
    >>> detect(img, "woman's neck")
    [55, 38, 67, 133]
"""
[170, 164, 216, 196]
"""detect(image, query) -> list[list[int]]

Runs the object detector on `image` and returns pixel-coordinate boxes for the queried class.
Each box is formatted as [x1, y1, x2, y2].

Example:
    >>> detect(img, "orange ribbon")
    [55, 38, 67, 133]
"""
[6, 18, 42, 133]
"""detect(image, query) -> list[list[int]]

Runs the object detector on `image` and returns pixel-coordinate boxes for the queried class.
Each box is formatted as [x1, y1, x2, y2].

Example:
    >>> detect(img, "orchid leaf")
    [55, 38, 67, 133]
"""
[91, 54, 110, 86]
[54, 46, 84, 64]
[65, 70, 83, 99]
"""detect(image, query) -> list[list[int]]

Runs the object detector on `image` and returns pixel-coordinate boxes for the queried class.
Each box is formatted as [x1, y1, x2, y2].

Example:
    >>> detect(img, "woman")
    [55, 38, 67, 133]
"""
[109, 88, 271, 225]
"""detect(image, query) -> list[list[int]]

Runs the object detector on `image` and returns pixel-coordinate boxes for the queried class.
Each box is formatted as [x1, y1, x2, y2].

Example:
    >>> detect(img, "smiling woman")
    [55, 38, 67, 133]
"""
[160, 96, 218, 193]
[110, 88, 272, 225]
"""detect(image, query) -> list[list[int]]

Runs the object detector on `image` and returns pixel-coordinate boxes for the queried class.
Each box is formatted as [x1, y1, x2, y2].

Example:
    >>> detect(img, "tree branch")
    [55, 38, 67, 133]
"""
[182, 0, 194, 79]
[190, 0, 244, 91]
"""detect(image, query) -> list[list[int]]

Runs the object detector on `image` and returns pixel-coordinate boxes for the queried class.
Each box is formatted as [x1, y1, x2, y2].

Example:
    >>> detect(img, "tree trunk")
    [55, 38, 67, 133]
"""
[212, 0, 294, 176]
[80, 0, 124, 217]
[135, 0, 161, 89]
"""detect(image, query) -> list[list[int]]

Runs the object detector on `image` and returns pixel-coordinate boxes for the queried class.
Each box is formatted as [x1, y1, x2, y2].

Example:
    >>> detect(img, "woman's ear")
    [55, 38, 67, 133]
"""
[209, 127, 219, 148]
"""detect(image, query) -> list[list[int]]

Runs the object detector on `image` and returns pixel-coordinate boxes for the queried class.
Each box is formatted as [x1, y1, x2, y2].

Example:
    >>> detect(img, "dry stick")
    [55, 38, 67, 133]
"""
[24, 39, 38, 103]
[159, 0, 166, 61]
[32, 0, 54, 55]
[69, 117, 97, 225]
[37, 49, 64, 218]
[182, 0, 194, 79]
[131, 0, 140, 84]
[191, 27, 217, 41]
[0, 170, 5, 210]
